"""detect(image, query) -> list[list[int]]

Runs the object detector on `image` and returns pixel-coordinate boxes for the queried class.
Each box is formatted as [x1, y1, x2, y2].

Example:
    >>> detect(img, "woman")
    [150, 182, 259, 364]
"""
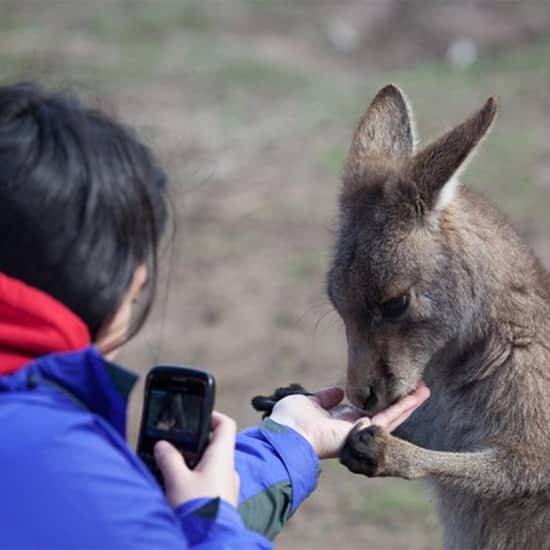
[0, 82, 429, 549]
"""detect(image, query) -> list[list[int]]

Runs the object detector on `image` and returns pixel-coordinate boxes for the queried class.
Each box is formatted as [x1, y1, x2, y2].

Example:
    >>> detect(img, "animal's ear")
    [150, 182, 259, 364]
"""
[345, 84, 416, 178]
[408, 97, 497, 213]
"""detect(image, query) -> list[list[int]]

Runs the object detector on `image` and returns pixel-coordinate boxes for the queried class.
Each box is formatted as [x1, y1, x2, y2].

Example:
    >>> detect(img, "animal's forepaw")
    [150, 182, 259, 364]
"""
[251, 383, 313, 418]
[339, 424, 388, 477]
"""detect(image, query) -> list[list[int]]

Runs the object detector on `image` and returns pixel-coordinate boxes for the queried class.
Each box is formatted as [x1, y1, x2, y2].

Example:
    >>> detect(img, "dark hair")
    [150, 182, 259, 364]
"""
[0, 82, 168, 340]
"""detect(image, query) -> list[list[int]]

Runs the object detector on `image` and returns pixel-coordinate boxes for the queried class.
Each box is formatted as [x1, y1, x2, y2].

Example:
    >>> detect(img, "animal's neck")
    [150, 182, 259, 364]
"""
[430, 187, 550, 383]
[444, 188, 548, 317]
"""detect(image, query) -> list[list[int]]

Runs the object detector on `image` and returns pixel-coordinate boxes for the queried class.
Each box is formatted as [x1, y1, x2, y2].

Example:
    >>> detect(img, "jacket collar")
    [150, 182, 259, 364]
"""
[0, 347, 138, 436]
[0, 272, 137, 436]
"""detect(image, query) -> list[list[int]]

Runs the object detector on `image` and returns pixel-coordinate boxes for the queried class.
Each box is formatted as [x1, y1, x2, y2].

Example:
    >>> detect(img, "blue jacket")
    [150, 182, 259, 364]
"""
[0, 346, 319, 549]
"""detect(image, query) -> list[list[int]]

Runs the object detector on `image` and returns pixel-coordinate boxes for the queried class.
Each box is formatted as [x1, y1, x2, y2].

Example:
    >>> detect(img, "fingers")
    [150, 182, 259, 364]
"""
[384, 408, 417, 433]
[413, 381, 430, 400]
[312, 386, 345, 409]
[154, 440, 190, 487]
[199, 411, 237, 470]
[371, 395, 420, 430]
[209, 411, 237, 443]
[349, 383, 430, 433]
[371, 382, 430, 431]
[153, 410, 240, 509]
[354, 417, 372, 430]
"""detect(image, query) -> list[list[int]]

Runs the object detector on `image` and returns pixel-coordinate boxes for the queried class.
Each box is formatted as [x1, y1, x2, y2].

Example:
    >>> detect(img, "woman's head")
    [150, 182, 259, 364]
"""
[0, 82, 168, 349]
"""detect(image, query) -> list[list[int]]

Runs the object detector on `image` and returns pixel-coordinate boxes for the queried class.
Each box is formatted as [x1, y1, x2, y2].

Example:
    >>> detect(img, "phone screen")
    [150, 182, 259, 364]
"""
[144, 386, 204, 447]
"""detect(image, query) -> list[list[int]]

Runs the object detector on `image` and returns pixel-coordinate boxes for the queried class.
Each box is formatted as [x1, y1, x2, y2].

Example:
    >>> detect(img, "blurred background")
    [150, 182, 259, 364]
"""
[2, 1, 549, 548]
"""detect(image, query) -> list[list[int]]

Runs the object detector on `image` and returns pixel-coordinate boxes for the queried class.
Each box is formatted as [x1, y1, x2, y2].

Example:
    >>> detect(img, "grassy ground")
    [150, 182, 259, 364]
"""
[2, 1, 549, 548]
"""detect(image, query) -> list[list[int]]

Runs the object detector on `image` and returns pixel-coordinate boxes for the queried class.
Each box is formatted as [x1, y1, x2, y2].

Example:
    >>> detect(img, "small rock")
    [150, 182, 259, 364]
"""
[446, 38, 478, 68]
[327, 18, 360, 54]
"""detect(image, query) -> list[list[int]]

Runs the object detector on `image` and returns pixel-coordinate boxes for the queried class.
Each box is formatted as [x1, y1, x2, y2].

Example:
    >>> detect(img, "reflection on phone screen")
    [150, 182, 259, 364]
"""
[146, 388, 202, 446]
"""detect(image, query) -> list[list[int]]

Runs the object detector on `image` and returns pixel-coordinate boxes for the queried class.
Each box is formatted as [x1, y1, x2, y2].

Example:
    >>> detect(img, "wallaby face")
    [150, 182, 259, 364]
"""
[328, 189, 458, 414]
[327, 85, 497, 414]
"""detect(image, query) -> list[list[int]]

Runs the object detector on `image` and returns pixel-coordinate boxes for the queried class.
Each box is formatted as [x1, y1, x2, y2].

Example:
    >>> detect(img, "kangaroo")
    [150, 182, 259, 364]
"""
[329, 85, 550, 549]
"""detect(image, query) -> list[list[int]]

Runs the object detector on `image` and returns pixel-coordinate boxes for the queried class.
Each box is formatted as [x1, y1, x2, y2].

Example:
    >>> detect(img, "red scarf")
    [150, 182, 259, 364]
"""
[0, 272, 90, 375]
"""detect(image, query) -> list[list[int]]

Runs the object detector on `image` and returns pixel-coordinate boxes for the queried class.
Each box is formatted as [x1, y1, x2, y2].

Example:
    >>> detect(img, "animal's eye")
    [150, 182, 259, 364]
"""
[381, 293, 409, 319]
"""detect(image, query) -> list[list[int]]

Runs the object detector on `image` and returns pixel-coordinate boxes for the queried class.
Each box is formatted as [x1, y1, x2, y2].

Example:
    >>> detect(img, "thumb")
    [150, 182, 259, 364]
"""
[154, 440, 190, 487]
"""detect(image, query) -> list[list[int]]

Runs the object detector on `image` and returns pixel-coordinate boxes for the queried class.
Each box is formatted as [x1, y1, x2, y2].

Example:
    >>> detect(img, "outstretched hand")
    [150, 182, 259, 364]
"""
[269, 383, 430, 459]
[154, 384, 430, 510]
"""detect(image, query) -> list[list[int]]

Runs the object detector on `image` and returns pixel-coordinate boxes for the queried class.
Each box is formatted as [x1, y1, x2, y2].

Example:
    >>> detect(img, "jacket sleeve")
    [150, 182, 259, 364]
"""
[236, 418, 320, 540]
[176, 497, 273, 549]
[14, 412, 273, 550]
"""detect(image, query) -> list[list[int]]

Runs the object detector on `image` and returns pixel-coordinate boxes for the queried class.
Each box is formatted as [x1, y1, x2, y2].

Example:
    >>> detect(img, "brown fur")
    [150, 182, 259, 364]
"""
[330, 85, 550, 549]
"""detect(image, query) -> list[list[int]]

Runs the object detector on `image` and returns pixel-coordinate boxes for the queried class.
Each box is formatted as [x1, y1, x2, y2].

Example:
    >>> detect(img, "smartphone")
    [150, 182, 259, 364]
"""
[137, 365, 215, 486]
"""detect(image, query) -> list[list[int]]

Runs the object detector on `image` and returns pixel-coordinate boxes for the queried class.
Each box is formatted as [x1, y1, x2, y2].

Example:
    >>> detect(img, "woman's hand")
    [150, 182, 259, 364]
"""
[154, 411, 240, 508]
[269, 383, 430, 459]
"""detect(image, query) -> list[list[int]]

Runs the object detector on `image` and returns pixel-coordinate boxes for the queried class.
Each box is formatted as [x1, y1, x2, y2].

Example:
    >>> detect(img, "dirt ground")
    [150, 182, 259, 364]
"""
[2, 1, 550, 548]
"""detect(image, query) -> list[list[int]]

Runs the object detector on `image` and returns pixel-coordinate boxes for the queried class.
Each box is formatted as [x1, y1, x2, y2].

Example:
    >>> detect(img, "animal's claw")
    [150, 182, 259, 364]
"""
[339, 424, 387, 477]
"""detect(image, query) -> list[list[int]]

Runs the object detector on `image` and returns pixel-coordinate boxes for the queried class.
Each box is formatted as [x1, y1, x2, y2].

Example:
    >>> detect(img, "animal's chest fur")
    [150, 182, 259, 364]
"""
[398, 374, 496, 452]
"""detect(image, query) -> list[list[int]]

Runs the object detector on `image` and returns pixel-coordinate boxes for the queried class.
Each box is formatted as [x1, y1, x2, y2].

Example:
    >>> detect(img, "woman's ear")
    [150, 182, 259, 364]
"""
[131, 263, 148, 302]
[95, 263, 148, 359]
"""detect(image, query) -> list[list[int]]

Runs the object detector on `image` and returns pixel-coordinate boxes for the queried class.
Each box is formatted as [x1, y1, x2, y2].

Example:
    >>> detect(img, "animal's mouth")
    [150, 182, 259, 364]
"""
[362, 385, 379, 411]
[351, 377, 424, 416]
[349, 390, 382, 416]
[345, 403, 369, 418]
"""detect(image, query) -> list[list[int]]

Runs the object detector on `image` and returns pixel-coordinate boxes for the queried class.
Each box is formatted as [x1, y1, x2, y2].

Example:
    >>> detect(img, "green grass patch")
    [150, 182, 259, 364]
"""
[361, 480, 436, 524]
[333, 473, 438, 528]
[287, 251, 326, 279]
[0, 0, 27, 32]
[320, 142, 347, 176]
[84, 0, 212, 41]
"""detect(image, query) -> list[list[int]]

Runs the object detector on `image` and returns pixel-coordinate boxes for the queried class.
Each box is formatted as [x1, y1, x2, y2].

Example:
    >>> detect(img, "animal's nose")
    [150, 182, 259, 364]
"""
[362, 386, 378, 411]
